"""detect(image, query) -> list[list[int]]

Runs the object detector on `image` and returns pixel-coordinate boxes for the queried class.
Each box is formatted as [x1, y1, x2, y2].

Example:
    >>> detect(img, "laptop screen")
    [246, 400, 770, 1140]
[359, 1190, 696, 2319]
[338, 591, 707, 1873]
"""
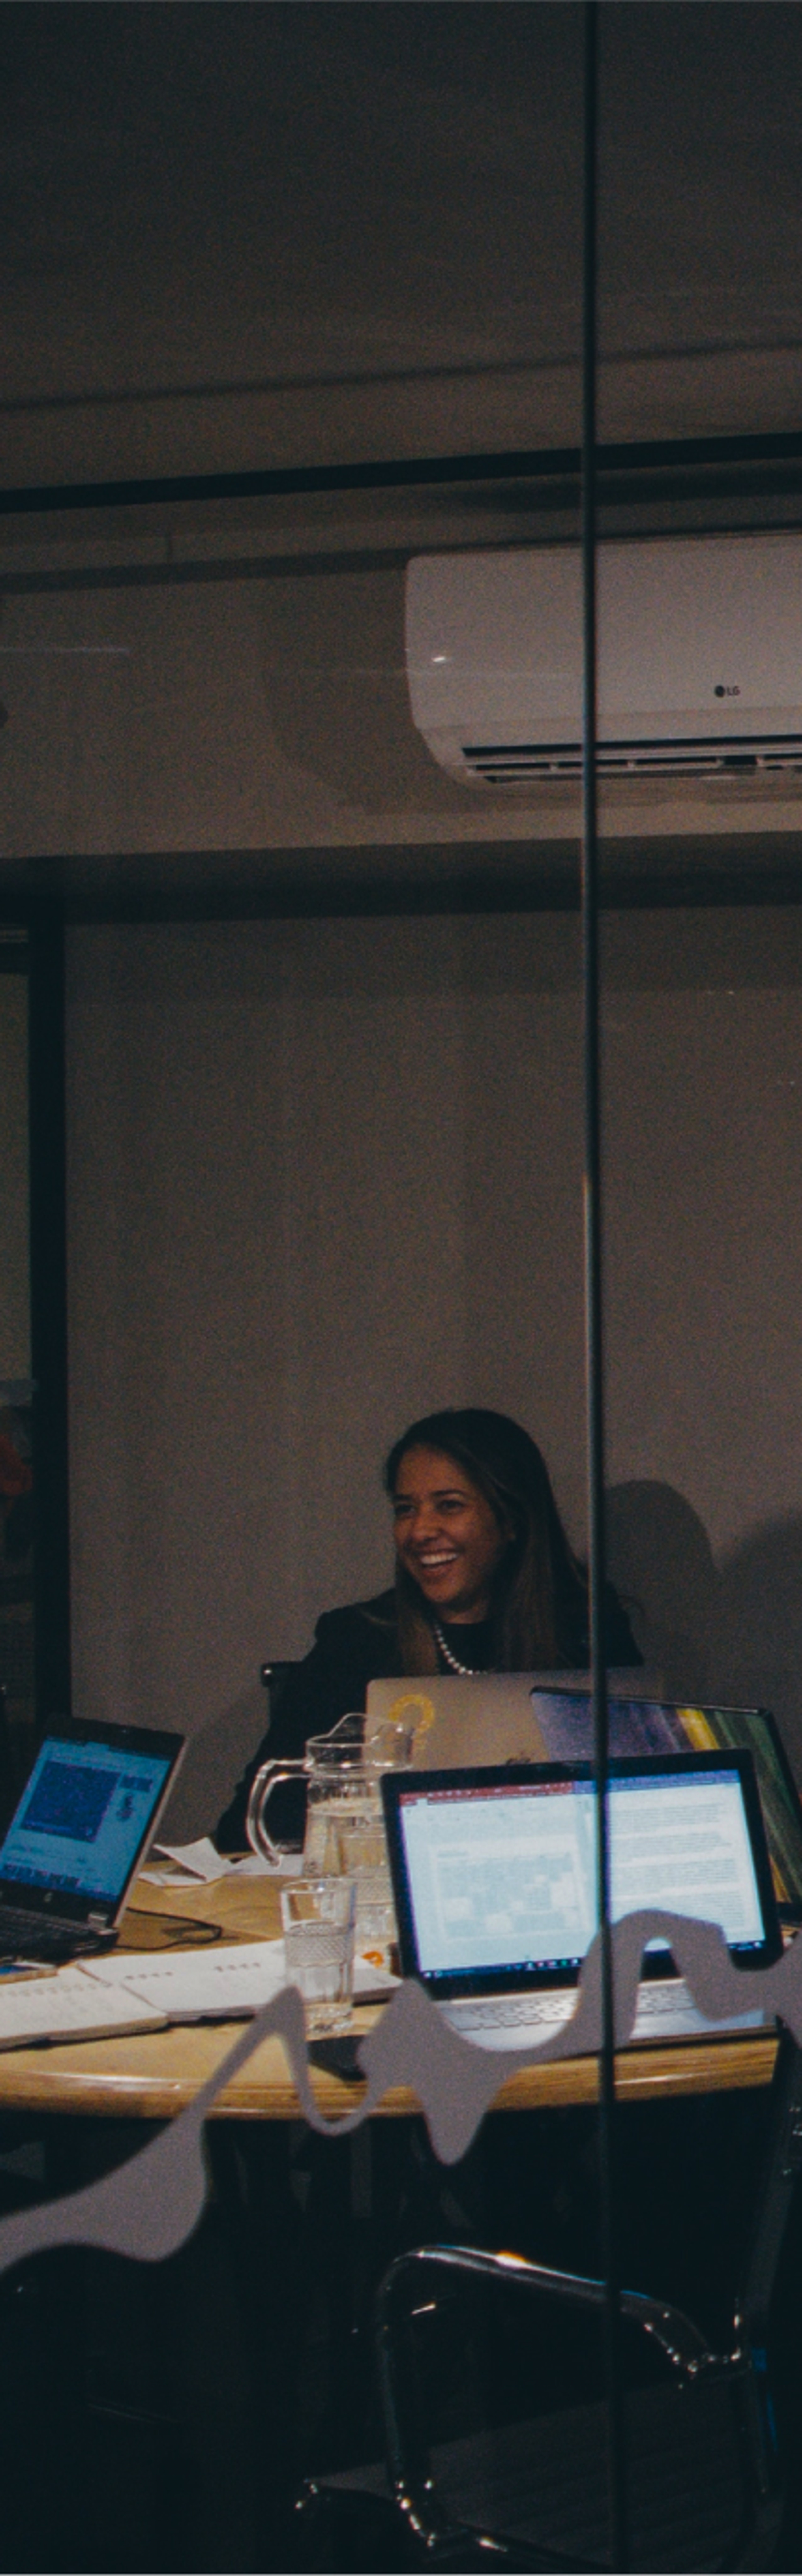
[382, 1752, 781, 1997]
[0, 1722, 184, 1921]
[530, 1690, 802, 1922]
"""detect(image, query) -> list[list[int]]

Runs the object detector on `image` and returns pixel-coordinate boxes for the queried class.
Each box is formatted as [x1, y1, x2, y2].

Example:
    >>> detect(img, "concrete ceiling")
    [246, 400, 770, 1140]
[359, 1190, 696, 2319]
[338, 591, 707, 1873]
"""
[2, 1, 802, 486]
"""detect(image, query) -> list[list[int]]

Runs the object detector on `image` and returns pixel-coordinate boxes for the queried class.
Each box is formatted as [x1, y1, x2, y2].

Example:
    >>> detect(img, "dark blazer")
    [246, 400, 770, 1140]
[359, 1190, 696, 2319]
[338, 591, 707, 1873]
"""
[215, 1581, 641, 1850]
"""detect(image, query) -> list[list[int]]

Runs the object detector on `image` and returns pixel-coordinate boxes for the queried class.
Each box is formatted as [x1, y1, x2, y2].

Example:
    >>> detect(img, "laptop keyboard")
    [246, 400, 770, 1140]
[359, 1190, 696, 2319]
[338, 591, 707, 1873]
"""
[445, 1991, 576, 2032]
[441, 1979, 763, 2042]
[0, 1911, 114, 1964]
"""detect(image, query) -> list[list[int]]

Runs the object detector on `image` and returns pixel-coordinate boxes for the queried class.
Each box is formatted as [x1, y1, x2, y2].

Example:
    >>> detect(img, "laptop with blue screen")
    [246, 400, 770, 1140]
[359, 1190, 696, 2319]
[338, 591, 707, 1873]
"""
[381, 1751, 782, 2051]
[0, 1718, 185, 1960]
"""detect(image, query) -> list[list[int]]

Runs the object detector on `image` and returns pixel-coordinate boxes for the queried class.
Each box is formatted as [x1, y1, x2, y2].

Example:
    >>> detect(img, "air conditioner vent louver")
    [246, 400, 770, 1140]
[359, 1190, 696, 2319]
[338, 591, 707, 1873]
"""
[405, 538, 802, 806]
[463, 736, 802, 785]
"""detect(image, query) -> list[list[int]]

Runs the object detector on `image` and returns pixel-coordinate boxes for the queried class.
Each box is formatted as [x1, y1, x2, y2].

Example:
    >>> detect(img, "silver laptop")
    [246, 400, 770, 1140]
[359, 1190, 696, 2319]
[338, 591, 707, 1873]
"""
[0, 1717, 185, 1960]
[365, 1674, 547, 1768]
[381, 1751, 781, 2053]
[365, 1670, 664, 1772]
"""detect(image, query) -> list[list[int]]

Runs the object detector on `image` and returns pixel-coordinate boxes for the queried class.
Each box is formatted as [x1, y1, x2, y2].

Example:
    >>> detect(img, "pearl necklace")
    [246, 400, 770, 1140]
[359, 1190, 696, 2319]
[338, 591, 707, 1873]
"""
[431, 1618, 483, 1678]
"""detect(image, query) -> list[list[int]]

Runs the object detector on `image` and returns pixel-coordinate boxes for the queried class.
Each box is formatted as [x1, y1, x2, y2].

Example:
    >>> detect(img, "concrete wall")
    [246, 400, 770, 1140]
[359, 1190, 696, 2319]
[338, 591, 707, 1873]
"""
[65, 905, 802, 1832]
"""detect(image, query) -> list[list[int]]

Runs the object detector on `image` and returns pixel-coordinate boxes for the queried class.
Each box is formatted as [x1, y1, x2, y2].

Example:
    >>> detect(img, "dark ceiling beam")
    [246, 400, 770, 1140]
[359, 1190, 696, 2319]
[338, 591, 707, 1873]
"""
[3, 428, 802, 518]
[3, 843, 802, 926]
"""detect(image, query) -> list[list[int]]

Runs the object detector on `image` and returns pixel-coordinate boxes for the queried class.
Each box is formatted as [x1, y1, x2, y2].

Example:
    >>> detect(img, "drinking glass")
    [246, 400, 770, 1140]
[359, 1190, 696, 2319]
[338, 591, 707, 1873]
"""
[280, 1878, 356, 2034]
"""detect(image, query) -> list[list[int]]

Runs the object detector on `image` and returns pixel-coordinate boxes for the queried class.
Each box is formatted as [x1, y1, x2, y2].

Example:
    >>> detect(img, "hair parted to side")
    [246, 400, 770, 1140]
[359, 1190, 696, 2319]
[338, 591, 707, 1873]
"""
[383, 1407, 587, 1675]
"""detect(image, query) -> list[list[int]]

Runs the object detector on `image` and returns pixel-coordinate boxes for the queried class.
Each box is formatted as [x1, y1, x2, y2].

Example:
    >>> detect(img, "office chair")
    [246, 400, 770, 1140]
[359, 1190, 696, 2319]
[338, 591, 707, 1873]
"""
[259, 1659, 298, 1716]
[255, 1660, 305, 1852]
[297, 2030, 802, 2572]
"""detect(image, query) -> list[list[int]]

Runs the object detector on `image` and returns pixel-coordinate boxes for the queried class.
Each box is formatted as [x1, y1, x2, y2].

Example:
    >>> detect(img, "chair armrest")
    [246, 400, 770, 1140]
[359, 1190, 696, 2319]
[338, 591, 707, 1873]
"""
[379, 2241, 717, 2377]
[376, 2242, 733, 2550]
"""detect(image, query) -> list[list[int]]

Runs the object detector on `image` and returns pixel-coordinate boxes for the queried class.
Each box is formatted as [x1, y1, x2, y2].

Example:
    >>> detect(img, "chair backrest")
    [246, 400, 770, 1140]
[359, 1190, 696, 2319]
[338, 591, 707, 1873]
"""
[259, 1662, 300, 1738]
[371, 2034, 802, 2573]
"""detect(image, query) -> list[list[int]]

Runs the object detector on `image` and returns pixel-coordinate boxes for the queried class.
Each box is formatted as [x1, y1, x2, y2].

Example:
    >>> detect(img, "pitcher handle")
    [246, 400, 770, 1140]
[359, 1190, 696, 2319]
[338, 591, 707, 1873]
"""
[245, 1757, 306, 1864]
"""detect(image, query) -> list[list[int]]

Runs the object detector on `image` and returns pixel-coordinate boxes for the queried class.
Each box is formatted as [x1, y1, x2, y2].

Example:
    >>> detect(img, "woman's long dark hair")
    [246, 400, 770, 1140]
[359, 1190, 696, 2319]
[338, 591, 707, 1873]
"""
[383, 1407, 588, 1675]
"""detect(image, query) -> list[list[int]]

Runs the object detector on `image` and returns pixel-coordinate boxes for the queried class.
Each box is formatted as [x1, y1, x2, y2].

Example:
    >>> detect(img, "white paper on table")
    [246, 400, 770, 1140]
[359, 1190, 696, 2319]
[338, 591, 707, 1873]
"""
[80, 1940, 399, 2022]
[353, 1956, 400, 1999]
[227, 1850, 299, 1876]
[80, 1938, 288, 2019]
[142, 1836, 238, 1884]
[141, 1837, 298, 1885]
[0, 1964, 168, 2050]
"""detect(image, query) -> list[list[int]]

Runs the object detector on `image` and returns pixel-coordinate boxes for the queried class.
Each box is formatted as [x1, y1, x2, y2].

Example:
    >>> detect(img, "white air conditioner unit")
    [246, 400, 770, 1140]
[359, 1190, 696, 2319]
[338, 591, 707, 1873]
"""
[405, 532, 802, 785]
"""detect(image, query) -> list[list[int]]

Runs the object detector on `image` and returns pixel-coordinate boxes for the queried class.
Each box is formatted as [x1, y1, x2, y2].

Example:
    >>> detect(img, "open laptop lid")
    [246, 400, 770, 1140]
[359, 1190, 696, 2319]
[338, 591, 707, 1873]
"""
[365, 1675, 550, 1768]
[365, 1671, 663, 1772]
[531, 1689, 802, 1924]
[382, 1751, 782, 2002]
[0, 1719, 185, 1935]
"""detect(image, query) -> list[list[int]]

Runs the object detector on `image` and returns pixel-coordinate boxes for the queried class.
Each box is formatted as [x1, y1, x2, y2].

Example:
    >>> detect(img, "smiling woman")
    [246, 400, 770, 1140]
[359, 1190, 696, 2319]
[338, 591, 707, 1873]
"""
[385, 1408, 612, 1678]
[215, 1407, 640, 1851]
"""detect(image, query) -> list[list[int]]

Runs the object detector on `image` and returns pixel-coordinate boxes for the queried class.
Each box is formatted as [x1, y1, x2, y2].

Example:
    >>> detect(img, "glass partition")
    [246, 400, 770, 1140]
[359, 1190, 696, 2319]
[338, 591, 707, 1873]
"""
[1, 5, 801, 2569]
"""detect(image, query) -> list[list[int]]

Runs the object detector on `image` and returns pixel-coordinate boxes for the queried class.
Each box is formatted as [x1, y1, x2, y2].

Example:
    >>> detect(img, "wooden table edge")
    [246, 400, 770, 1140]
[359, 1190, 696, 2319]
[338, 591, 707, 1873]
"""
[0, 2025, 779, 2122]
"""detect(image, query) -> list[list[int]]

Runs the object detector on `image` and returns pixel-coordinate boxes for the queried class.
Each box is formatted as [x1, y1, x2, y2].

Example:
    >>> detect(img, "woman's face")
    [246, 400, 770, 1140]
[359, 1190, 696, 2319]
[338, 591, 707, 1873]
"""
[392, 1444, 511, 1623]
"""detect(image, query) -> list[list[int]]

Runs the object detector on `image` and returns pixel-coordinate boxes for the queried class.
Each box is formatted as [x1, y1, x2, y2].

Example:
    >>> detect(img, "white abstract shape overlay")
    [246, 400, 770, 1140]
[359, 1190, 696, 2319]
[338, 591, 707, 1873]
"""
[0, 1910, 797, 2272]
